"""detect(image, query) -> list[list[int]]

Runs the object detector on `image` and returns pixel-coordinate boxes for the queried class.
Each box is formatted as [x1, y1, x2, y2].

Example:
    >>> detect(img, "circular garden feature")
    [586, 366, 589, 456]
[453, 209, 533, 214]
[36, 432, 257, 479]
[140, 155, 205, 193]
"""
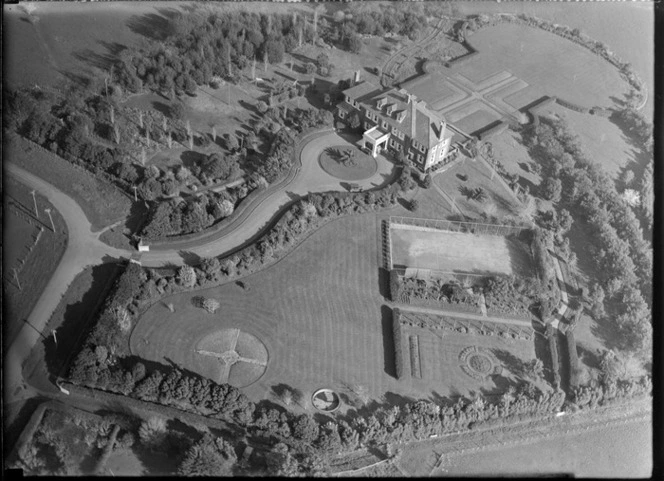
[318, 145, 377, 181]
[194, 328, 268, 388]
[459, 346, 502, 381]
[312, 388, 341, 412]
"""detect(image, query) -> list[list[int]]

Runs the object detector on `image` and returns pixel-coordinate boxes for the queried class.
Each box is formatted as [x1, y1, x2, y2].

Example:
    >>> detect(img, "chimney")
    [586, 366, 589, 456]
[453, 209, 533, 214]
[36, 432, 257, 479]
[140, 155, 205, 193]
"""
[354, 70, 361, 85]
[439, 118, 447, 140]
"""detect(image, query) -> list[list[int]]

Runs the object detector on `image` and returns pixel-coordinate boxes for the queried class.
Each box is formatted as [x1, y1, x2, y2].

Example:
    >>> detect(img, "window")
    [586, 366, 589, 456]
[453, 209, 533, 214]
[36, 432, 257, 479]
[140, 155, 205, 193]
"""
[398, 131, 405, 140]
[407, 152, 414, 160]
[339, 110, 346, 119]
[396, 144, 402, 152]
[392, 127, 398, 135]
[381, 120, 388, 130]
[364, 121, 372, 130]
[345, 95, 351, 103]
[419, 145, 425, 154]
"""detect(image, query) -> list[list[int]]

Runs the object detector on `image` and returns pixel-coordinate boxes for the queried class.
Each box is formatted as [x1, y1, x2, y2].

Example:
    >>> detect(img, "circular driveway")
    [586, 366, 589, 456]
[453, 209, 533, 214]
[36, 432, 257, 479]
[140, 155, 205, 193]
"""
[295, 131, 396, 193]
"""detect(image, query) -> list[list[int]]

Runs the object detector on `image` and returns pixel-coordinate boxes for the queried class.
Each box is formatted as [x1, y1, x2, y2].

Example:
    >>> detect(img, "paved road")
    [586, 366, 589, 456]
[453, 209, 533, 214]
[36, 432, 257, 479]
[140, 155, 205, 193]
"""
[138, 131, 396, 266]
[4, 164, 129, 406]
[4, 131, 396, 405]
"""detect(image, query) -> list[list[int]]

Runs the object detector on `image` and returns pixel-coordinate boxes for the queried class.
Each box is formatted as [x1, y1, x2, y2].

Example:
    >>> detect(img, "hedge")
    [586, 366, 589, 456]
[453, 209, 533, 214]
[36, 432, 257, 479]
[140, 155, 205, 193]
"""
[565, 330, 580, 390]
[392, 308, 405, 380]
[531, 228, 554, 285]
[546, 324, 561, 389]
[408, 335, 422, 379]
[554, 97, 590, 114]
[389, 269, 402, 302]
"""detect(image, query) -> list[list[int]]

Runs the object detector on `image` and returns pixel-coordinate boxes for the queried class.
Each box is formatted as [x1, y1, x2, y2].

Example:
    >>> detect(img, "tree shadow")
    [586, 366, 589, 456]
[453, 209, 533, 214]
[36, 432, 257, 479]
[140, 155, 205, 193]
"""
[491, 349, 528, 379]
[72, 48, 118, 73]
[42, 263, 124, 379]
[178, 250, 201, 266]
[126, 9, 180, 42]
[180, 150, 206, 168]
[3, 396, 49, 459]
[380, 305, 396, 378]
[377, 267, 390, 299]
[576, 343, 600, 370]
[270, 383, 305, 408]
[152, 101, 172, 118]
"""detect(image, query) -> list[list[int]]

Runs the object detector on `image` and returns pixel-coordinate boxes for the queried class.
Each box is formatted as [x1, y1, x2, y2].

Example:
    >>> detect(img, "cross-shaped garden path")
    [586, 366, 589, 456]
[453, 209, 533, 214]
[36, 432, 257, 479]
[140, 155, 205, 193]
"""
[195, 329, 267, 384]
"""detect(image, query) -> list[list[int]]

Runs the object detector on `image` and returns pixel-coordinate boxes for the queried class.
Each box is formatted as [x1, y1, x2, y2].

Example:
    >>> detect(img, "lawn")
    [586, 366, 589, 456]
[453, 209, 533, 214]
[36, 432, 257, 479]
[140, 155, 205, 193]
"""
[448, 105, 501, 136]
[390, 226, 530, 277]
[454, 23, 628, 110]
[4, 177, 68, 349]
[318, 145, 378, 181]
[6, 135, 132, 232]
[102, 445, 179, 477]
[132, 213, 412, 406]
[433, 157, 523, 219]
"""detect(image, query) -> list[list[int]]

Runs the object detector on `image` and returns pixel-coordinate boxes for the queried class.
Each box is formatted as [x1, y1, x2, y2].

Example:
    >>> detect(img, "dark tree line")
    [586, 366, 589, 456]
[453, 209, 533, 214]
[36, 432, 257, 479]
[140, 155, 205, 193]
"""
[522, 116, 652, 353]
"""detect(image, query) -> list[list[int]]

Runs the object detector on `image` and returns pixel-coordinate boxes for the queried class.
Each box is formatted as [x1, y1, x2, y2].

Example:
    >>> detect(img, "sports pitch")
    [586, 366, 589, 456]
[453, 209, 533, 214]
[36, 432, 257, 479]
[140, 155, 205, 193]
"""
[390, 226, 531, 277]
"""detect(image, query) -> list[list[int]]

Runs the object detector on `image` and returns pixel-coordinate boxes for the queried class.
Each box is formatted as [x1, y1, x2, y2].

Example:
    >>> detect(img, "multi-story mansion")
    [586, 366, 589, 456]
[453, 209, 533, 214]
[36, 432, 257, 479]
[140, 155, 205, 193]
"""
[336, 79, 457, 172]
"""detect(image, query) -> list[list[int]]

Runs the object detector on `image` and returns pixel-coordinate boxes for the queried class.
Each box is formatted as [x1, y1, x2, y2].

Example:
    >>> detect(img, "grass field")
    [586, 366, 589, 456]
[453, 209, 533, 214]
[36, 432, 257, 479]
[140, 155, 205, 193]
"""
[4, 177, 68, 349]
[448, 106, 500, 136]
[6, 135, 132, 232]
[456, 24, 627, 110]
[390, 226, 528, 277]
[433, 157, 523, 219]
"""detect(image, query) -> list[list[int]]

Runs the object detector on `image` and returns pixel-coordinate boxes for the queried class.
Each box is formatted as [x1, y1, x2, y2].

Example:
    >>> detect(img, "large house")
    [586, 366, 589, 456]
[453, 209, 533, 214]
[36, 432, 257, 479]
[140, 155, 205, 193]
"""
[336, 79, 457, 172]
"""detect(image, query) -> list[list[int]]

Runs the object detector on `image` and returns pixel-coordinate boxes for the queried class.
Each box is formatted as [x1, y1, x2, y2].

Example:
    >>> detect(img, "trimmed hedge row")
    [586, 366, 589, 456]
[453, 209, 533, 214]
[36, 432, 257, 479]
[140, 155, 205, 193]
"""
[565, 330, 580, 390]
[478, 121, 508, 141]
[392, 308, 405, 380]
[554, 97, 590, 114]
[546, 324, 561, 389]
[408, 335, 422, 379]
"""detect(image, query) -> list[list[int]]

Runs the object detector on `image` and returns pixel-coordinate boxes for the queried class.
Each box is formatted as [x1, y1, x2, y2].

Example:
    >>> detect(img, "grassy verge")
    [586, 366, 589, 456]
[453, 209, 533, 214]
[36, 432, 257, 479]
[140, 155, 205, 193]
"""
[6, 134, 132, 231]
[4, 177, 68, 348]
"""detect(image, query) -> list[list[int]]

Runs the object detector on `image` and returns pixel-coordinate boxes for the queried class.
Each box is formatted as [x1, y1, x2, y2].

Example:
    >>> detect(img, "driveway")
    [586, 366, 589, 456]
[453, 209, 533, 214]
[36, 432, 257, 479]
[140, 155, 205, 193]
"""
[4, 131, 397, 402]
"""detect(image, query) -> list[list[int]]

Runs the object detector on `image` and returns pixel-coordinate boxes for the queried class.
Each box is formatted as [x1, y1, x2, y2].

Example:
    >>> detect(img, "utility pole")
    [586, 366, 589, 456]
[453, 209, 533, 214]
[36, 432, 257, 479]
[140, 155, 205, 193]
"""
[12, 268, 22, 291]
[30, 190, 38, 217]
[44, 208, 55, 231]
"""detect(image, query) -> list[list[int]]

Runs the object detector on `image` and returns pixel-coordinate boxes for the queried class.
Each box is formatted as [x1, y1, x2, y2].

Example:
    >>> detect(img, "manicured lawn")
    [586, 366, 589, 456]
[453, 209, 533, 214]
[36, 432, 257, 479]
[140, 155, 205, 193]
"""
[6, 135, 132, 232]
[133, 214, 410, 406]
[449, 106, 500, 136]
[318, 145, 378, 181]
[433, 157, 523, 219]
[4, 177, 68, 349]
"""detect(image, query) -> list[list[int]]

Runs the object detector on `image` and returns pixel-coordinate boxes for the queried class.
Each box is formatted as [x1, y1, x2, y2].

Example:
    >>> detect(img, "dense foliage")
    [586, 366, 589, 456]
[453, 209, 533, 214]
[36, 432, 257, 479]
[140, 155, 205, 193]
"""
[522, 116, 652, 352]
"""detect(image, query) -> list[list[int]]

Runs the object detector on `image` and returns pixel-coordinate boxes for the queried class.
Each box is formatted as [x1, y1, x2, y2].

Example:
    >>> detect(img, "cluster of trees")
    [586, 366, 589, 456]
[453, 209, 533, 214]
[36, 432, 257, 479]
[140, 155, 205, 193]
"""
[483, 275, 545, 319]
[522, 116, 652, 353]
[570, 374, 651, 411]
[141, 176, 260, 239]
[112, 11, 319, 95]
[389, 273, 483, 314]
[328, 6, 429, 43]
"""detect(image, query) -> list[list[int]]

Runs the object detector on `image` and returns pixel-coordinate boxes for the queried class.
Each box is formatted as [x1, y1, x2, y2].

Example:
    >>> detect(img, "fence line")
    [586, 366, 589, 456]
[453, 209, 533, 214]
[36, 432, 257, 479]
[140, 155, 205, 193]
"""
[389, 216, 529, 237]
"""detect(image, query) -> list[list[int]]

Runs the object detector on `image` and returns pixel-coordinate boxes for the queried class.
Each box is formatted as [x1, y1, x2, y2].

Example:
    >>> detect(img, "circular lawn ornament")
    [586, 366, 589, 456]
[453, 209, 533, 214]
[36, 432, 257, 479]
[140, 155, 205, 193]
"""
[318, 145, 378, 181]
[312, 388, 341, 412]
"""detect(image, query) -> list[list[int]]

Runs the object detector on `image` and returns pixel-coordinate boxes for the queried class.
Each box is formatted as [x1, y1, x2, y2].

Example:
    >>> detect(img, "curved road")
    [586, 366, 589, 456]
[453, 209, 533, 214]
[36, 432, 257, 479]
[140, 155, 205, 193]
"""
[4, 131, 396, 403]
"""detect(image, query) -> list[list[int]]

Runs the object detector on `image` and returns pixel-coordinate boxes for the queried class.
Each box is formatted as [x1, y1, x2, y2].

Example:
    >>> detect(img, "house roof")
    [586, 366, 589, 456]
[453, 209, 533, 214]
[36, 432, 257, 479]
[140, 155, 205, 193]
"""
[343, 81, 453, 149]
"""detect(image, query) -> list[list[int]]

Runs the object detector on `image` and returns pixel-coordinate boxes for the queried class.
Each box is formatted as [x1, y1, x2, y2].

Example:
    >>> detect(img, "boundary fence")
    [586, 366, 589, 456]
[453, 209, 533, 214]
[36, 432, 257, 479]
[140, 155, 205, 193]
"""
[389, 216, 529, 237]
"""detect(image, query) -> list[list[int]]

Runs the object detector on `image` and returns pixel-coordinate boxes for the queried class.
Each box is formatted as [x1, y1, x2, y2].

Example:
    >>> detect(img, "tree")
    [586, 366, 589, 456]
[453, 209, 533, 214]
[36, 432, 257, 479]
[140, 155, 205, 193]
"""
[316, 53, 330, 70]
[292, 414, 319, 443]
[138, 417, 168, 448]
[346, 33, 362, 54]
[178, 265, 197, 288]
[422, 174, 432, 189]
[348, 112, 361, 132]
[200, 257, 221, 278]
[256, 100, 269, 114]
[408, 199, 419, 211]
[541, 177, 562, 202]
[305, 62, 316, 75]
[178, 434, 237, 476]
[170, 102, 185, 120]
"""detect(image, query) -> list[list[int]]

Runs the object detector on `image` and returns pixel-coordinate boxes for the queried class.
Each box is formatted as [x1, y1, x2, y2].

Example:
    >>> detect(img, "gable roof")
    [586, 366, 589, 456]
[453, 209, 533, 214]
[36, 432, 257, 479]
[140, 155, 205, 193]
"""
[343, 82, 453, 148]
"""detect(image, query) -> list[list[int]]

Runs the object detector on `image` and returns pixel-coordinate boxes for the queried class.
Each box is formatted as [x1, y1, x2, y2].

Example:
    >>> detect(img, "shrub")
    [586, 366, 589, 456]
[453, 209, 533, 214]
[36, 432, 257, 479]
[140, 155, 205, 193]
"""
[566, 330, 580, 389]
